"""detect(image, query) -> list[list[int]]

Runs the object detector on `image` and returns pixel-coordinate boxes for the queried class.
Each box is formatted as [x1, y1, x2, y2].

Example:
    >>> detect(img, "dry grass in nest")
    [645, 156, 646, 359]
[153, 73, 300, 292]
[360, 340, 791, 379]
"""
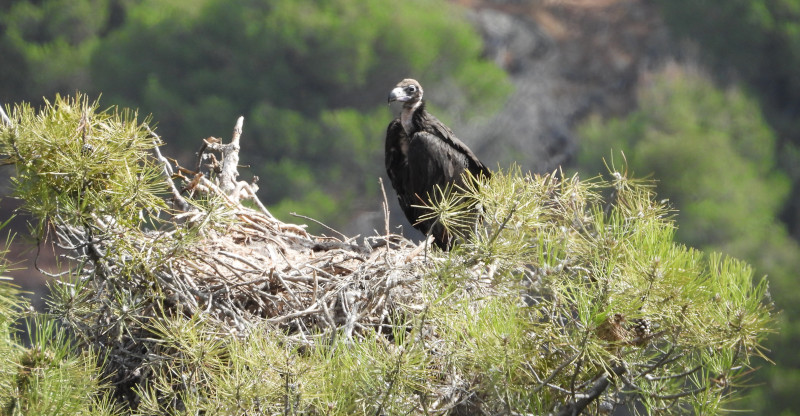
[163, 205, 429, 340]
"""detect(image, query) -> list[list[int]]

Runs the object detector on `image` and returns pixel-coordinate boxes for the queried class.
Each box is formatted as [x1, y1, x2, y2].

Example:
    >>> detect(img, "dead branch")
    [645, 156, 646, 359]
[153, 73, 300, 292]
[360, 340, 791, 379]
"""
[0, 103, 11, 127]
[146, 123, 192, 212]
[204, 116, 243, 196]
[557, 366, 626, 416]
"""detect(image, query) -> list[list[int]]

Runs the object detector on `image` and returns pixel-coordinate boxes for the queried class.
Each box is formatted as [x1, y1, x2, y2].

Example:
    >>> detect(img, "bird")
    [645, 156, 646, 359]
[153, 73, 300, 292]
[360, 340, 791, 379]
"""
[385, 78, 491, 250]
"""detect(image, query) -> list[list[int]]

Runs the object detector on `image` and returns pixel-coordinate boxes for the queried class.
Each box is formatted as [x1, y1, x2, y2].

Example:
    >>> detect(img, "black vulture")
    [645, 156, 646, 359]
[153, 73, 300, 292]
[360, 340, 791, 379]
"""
[385, 78, 491, 250]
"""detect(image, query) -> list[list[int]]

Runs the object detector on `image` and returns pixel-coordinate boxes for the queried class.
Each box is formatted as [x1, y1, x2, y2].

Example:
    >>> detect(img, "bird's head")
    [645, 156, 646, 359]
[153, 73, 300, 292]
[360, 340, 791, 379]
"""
[388, 79, 423, 108]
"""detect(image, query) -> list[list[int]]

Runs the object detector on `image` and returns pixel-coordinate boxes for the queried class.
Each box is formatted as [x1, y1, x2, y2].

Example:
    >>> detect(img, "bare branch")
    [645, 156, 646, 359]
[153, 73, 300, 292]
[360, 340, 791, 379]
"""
[207, 116, 243, 196]
[146, 124, 192, 212]
[0, 103, 11, 127]
[557, 366, 626, 416]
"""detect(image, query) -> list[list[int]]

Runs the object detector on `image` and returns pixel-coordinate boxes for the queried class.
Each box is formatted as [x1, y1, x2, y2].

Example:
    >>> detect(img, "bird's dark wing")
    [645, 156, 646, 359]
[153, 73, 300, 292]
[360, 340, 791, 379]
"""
[385, 110, 491, 250]
[407, 131, 469, 197]
[405, 130, 484, 248]
[420, 113, 492, 181]
[385, 119, 407, 188]
[384, 119, 419, 228]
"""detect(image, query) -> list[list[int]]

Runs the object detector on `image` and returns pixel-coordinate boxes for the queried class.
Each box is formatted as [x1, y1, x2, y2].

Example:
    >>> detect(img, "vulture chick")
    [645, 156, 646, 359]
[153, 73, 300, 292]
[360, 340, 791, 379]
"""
[385, 78, 491, 250]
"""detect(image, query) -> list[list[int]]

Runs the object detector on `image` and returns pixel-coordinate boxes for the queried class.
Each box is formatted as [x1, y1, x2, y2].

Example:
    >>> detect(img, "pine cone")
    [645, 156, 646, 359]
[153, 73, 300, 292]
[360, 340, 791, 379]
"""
[628, 318, 651, 346]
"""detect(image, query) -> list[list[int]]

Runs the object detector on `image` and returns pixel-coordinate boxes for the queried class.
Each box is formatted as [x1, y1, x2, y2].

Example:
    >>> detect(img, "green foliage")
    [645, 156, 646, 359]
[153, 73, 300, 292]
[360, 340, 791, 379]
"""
[656, 0, 800, 103]
[0, 0, 119, 100]
[5, 317, 117, 416]
[579, 69, 790, 255]
[88, 0, 510, 229]
[0, 93, 169, 238]
[0, 0, 512, 234]
[577, 67, 800, 414]
[0, 95, 774, 413]
[0, 235, 116, 415]
[132, 314, 434, 415]
[435, 167, 773, 414]
[655, 5, 800, 329]
[0, 0, 511, 232]
[0, 273, 23, 413]
[91, 166, 773, 415]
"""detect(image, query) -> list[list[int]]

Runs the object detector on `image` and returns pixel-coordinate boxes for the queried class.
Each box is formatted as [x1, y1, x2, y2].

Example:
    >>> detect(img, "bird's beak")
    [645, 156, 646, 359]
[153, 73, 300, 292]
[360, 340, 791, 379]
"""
[388, 87, 409, 103]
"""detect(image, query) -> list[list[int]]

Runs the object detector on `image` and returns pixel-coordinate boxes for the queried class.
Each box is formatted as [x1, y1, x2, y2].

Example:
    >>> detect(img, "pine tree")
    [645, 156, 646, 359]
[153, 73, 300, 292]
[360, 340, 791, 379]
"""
[0, 95, 774, 414]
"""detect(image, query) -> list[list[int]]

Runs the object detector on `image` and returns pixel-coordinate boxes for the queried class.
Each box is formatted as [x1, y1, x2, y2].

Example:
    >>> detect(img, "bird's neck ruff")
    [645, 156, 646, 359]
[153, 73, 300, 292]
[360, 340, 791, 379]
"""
[400, 100, 424, 136]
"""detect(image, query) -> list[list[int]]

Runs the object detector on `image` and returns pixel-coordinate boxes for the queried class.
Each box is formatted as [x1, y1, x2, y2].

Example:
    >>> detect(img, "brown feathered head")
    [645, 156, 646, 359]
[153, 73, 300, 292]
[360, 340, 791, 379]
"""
[388, 79, 423, 107]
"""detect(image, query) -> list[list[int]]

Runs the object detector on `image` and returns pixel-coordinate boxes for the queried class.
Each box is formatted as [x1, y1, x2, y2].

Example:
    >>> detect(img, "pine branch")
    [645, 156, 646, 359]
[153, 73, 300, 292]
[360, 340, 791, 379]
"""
[557, 366, 626, 416]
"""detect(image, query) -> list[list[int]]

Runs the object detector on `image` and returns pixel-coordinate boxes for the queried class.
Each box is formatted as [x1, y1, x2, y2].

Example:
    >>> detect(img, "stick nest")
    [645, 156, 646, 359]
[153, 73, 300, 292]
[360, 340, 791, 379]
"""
[158, 204, 426, 338]
[43, 116, 434, 400]
[157, 120, 428, 338]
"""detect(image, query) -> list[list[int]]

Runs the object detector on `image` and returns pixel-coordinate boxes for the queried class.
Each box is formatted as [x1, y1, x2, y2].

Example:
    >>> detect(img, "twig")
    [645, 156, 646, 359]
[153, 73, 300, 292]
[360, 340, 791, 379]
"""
[557, 366, 626, 416]
[636, 345, 679, 378]
[0, 103, 11, 127]
[532, 353, 581, 394]
[487, 201, 517, 246]
[266, 305, 324, 325]
[644, 365, 702, 382]
[649, 385, 710, 401]
[379, 177, 390, 237]
[237, 181, 276, 219]
[146, 124, 191, 212]
[289, 212, 347, 240]
[405, 235, 434, 263]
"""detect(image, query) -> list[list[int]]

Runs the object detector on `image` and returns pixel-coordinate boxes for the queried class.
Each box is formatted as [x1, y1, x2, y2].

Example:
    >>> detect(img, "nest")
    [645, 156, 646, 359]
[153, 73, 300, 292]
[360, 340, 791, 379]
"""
[45, 117, 436, 401]
[153, 118, 429, 338]
[157, 203, 427, 338]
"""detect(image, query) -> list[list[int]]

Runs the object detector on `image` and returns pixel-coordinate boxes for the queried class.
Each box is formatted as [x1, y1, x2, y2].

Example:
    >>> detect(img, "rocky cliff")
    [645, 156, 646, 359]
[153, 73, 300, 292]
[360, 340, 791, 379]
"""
[459, 0, 672, 173]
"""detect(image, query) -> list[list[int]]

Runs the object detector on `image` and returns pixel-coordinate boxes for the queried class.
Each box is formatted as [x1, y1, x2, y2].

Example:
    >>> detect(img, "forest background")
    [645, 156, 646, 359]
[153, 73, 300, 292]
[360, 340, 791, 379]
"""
[0, 0, 798, 414]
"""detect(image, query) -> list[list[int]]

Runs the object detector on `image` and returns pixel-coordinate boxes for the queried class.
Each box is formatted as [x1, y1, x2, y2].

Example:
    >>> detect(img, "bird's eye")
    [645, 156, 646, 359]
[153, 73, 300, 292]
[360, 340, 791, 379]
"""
[407, 85, 417, 93]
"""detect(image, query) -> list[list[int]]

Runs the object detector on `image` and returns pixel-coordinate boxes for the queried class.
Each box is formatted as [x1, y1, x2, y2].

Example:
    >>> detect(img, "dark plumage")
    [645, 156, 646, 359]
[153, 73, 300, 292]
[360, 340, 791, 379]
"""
[385, 79, 491, 250]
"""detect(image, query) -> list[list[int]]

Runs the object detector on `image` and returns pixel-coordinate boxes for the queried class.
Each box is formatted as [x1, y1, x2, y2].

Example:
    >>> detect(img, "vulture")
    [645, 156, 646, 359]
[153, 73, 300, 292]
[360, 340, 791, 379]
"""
[385, 78, 491, 250]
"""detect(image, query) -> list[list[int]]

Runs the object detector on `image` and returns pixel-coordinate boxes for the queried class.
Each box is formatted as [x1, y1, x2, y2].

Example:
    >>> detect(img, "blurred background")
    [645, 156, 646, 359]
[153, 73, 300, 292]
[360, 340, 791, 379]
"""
[0, 0, 798, 413]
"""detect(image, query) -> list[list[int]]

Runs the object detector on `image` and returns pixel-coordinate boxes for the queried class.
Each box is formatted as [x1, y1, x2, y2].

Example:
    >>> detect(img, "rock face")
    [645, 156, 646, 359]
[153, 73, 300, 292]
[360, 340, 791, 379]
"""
[459, 0, 672, 174]
[462, 7, 573, 174]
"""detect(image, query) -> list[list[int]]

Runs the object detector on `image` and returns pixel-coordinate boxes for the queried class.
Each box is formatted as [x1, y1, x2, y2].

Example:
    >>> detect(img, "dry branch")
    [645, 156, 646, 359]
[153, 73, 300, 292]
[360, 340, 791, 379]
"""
[0, 103, 11, 127]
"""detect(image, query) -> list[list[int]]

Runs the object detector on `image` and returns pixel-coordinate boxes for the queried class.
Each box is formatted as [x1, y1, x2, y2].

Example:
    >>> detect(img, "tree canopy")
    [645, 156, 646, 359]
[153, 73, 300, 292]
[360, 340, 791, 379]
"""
[577, 66, 800, 414]
[654, 0, 800, 242]
[0, 94, 775, 415]
[0, 0, 797, 413]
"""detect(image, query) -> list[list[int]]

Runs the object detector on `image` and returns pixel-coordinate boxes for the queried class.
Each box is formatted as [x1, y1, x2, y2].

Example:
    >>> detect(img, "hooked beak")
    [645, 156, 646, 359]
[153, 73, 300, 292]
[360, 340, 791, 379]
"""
[388, 87, 410, 103]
